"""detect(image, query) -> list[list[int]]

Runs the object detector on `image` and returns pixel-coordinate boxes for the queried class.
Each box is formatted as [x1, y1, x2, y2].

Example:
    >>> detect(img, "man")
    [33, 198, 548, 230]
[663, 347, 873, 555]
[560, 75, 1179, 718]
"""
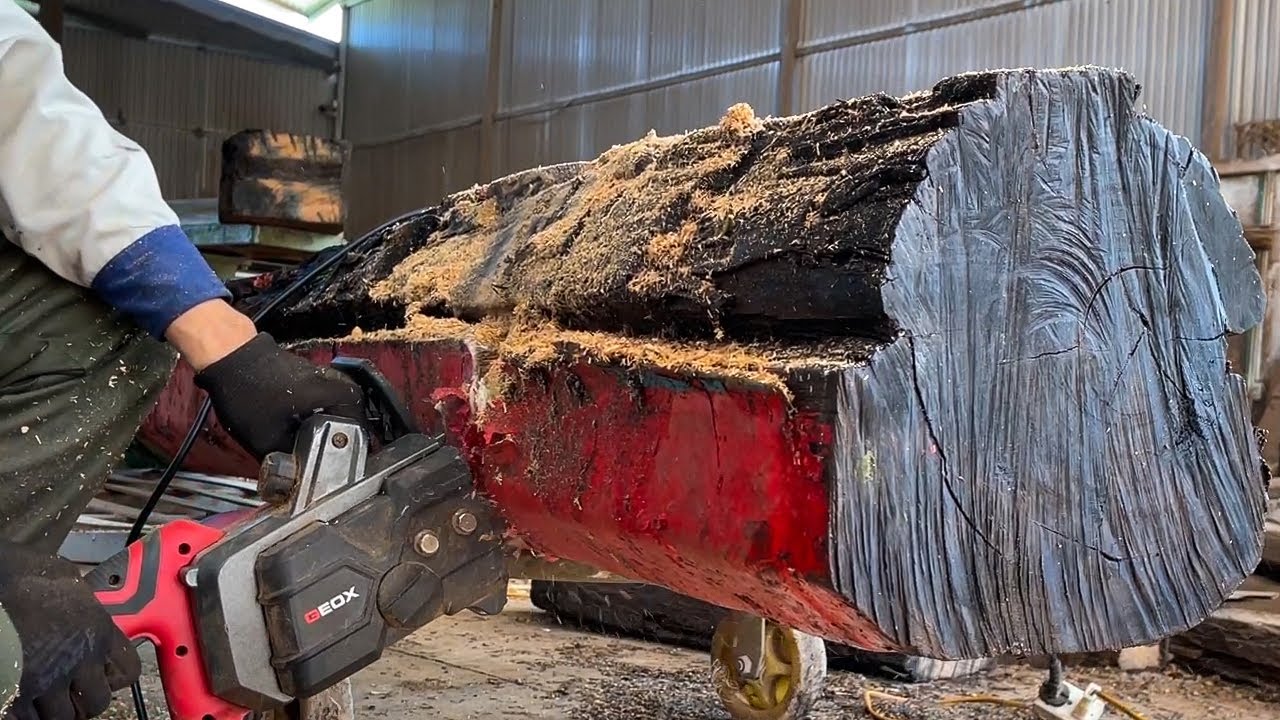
[0, 4, 367, 720]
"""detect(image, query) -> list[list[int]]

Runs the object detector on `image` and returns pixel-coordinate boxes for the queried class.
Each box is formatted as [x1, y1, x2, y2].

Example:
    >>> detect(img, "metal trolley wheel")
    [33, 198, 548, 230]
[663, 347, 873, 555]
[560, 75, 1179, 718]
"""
[710, 613, 827, 720]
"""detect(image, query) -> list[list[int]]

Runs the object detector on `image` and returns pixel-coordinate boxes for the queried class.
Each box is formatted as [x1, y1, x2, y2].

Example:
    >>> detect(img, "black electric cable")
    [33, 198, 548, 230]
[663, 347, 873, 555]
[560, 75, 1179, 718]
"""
[125, 207, 430, 720]
[1038, 655, 1069, 707]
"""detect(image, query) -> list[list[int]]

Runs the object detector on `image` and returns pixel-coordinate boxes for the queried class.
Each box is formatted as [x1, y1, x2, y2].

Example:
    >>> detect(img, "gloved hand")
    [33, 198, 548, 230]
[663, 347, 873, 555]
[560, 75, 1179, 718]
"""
[0, 543, 140, 720]
[194, 333, 368, 459]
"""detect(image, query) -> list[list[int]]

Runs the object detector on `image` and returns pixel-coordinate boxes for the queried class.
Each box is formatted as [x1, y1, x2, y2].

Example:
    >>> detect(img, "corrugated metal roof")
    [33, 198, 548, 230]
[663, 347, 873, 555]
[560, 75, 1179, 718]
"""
[51, 0, 339, 69]
[1229, 0, 1280, 132]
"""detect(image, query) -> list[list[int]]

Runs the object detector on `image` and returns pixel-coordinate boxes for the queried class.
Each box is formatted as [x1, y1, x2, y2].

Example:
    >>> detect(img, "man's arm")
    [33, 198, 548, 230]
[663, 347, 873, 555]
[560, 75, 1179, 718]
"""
[0, 2, 251, 364]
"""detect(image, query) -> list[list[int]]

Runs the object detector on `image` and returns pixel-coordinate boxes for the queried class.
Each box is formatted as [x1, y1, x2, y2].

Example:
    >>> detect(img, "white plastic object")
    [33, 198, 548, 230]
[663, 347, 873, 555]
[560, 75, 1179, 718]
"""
[1031, 681, 1108, 720]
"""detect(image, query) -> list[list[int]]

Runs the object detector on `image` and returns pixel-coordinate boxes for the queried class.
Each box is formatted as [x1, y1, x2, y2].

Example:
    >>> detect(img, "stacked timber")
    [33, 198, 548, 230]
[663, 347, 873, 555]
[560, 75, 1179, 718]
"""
[245, 66, 1269, 660]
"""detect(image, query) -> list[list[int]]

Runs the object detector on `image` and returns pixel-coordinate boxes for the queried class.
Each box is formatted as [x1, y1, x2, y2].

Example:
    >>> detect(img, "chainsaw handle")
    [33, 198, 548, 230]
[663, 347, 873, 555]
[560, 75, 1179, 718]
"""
[88, 521, 252, 720]
[329, 356, 420, 443]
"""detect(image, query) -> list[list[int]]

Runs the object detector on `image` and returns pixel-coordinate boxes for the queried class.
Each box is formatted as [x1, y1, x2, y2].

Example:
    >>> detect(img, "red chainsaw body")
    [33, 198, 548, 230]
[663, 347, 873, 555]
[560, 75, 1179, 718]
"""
[138, 338, 898, 653]
[89, 520, 251, 720]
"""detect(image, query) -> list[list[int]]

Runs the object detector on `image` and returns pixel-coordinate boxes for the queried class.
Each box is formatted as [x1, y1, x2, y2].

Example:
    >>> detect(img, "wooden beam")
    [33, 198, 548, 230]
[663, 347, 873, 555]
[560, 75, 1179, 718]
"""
[37, 0, 63, 43]
[776, 0, 802, 117]
[1201, 0, 1236, 160]
[1245, 226, 1277, 253]
[1215, 152, 1280, 176]
[335, 4, 350, 140]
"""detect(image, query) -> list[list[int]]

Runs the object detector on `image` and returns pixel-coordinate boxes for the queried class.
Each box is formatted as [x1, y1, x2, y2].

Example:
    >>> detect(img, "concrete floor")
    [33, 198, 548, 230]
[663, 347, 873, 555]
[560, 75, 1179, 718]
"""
[112, 592, 1280, 720]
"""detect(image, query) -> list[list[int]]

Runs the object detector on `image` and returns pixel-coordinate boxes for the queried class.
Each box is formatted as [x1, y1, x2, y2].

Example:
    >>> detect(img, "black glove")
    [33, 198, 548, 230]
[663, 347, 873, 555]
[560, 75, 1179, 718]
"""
[0, 544, 140, 720]
[195, 333, 368, 459]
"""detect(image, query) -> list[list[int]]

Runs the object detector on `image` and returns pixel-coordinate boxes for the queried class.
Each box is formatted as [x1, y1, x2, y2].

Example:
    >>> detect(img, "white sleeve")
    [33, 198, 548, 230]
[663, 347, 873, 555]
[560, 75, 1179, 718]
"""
[0, 3, 229, 338]
[0, 1, 179, 283]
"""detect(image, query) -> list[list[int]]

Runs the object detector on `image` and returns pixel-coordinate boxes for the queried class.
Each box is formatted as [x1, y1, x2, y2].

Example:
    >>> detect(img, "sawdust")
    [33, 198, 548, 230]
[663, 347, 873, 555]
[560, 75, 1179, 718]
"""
[325, 73, 1029, 395]
[718, 102, 764, 136]
[351, 309, 877, 398]
[628, 220, 705, 298]
[356, 71, 1005, 346]
[398, 313, 476, 339]
[501, 324, 785, 389]
[356, 315, 790, 392]
[369, 196, 499, 312]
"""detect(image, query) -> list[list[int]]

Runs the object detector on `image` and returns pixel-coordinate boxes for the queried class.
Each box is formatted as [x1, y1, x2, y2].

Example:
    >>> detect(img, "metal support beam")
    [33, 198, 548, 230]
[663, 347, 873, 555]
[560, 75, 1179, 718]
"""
[335, 3, 351, 140]
[479, 0, 505, 182]
[1201, 0, 1236, 160]
[37, 0, 63, 43]
[777, 0, 801, 117]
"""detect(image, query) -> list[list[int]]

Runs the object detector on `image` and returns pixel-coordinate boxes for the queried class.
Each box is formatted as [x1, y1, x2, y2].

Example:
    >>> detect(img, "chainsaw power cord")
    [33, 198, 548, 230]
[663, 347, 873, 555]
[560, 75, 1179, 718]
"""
[124, 208, 432, 720]
[1038, 655, 1069, 706]
[862, 655, 1152, 720]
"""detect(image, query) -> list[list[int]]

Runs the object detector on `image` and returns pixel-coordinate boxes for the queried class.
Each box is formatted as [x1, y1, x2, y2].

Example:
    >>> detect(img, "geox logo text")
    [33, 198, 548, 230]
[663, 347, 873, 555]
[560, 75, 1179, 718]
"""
[303, 587, 360, 624]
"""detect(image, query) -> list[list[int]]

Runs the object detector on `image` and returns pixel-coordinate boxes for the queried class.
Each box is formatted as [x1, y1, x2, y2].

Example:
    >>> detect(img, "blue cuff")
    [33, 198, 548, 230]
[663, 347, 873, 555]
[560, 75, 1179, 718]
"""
[91, 224, 232, 339]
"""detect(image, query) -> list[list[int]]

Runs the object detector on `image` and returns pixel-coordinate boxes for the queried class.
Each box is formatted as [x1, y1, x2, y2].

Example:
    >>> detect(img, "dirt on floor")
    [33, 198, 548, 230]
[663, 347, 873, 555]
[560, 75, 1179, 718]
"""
[107, 593, 1280, 720]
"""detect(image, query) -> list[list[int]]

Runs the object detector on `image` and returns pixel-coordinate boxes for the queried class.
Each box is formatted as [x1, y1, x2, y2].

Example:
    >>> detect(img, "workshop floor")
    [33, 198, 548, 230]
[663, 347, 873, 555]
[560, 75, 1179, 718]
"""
[112, 591, 1280, 720]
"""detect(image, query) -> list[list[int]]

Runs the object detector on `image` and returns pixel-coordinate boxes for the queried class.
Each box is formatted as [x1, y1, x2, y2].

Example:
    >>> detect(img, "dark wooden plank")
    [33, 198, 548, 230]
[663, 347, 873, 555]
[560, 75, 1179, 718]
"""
[529, 580, 996, 683]
[1170, 576, 1280, 688]
[1259, 519, 1280, 579]
[218, 130, 347, 234]
[240, 67, 1269, 660]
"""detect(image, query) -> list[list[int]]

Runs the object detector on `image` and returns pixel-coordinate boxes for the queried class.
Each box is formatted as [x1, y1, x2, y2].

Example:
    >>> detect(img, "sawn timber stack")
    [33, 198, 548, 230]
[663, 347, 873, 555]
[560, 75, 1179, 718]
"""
[141, 67, 1269, 660]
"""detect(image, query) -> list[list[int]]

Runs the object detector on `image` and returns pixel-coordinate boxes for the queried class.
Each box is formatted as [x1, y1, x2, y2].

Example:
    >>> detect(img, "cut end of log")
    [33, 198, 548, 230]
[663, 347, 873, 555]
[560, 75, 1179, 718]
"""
[830, 66, 1268, 659]
[246, 66, 1269, 661]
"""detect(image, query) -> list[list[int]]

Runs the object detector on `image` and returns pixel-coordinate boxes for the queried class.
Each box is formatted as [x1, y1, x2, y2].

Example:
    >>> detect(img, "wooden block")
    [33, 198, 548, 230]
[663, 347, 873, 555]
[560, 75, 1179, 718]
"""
[218, 130, 347, 234]
[1116, 644, 1167, 671]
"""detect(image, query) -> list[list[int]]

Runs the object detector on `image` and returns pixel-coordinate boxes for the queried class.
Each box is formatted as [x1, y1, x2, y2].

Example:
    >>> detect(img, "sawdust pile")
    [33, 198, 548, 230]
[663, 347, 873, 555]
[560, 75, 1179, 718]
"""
[366, 85, 981, 340]
[356, 312, 878, 395]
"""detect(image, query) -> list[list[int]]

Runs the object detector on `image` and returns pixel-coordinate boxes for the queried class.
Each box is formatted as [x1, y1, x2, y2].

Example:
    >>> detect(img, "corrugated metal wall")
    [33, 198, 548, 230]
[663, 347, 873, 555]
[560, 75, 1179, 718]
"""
[796, 0, 1211, 139]
[1229, 0, 1280, 131]
[62, 27, 335, 200]
[342, 0, 490, 233]
[341, 0, 1278, 234]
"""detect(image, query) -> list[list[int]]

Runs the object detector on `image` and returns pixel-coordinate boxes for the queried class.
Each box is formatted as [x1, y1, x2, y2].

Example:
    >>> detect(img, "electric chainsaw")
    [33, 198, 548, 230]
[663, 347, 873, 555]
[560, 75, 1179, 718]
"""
[87, 357, 510, 720]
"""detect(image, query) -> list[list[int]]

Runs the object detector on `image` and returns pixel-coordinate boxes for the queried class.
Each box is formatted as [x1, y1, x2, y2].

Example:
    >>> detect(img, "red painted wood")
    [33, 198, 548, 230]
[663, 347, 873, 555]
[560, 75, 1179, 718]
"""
[137, 340, 897, 651]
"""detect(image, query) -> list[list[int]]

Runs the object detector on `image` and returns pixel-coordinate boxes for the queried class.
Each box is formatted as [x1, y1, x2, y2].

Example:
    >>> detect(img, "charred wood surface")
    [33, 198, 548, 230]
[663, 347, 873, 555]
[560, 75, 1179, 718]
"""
[243, 67, 1269, 660]
[218, 130, 348, 234]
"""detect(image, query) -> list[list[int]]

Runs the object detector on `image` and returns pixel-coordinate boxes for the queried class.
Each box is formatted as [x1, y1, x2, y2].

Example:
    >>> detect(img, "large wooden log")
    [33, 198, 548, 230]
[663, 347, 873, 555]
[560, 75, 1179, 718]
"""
[228, 67, 1269, 659]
